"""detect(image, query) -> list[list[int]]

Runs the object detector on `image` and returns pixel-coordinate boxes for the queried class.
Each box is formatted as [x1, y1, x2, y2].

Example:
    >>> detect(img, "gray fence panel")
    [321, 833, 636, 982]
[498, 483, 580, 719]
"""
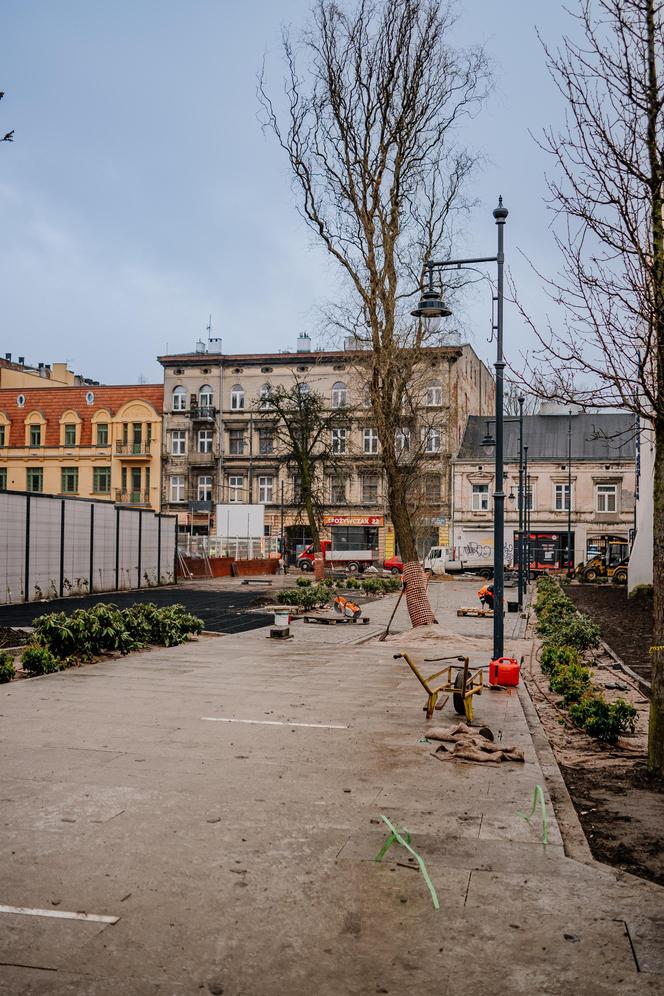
[140, 515, 159, 588]
[118, 510, 140, 590]
[92, 502, 117, 593]
[28, 496, 62, 601]
[0, 493, 27, 604]
[61, 499, 92, 597]
[159, 516, 176, 584]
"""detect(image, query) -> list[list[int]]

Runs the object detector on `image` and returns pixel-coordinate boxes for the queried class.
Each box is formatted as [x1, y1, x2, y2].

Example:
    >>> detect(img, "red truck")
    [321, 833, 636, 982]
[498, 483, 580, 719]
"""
[297, 540, 377, 573]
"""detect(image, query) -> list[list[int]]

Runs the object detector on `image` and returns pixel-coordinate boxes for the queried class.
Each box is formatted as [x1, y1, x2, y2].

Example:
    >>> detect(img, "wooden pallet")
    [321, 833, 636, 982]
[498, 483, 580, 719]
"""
[241, 579, 273, 585]
[301, 615, 370, 625]
[457, 607, 493, 617]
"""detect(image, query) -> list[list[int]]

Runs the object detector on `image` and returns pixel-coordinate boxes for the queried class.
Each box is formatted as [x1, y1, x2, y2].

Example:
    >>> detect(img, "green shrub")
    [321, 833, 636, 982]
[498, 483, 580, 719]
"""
[540, 644, 580, 675]
[569, 696, 638, 743]
[629, 584, 653, 600]
[0, 651, 16, 684]
[296, 577, 312, 588]
[21, 644, 62, 676]
[549, 661, 592, 704]
[553, 616, 601, 651]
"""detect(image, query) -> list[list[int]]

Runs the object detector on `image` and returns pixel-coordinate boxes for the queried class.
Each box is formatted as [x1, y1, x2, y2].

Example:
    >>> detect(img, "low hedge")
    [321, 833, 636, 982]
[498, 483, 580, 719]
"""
[278, 575, 400, 608]
[535, 577, 636, 743]
[0, 650, 16, 683]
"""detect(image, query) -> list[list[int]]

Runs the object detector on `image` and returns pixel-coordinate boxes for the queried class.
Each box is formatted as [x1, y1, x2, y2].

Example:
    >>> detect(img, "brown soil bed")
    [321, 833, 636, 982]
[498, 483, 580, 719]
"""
[0, 625, 30, 649]
[564, 583, 653, 683]
[525, 640, 664, 888]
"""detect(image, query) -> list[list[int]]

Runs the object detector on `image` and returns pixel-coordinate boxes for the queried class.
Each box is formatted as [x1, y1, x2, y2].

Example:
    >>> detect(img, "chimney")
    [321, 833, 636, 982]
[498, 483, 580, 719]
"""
[297, 332, 311, 353]
[4, 353, 11, 362]
[195, 339, 206, 354]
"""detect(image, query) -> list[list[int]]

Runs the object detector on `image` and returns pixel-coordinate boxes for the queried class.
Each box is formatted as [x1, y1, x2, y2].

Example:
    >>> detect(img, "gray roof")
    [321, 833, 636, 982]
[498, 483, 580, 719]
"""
[457, 413, 636, 463]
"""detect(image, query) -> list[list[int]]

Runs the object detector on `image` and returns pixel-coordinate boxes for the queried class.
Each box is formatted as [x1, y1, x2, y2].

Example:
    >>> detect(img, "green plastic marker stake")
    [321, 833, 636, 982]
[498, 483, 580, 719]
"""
[517, 784, 549, 845]
[374, 815, 440, 910]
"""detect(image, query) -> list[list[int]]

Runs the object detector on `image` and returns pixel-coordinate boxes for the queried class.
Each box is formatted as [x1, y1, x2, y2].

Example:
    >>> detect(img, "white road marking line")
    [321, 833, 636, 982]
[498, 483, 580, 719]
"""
[201, 717, 348, 730]
[0, 905, 119, 924]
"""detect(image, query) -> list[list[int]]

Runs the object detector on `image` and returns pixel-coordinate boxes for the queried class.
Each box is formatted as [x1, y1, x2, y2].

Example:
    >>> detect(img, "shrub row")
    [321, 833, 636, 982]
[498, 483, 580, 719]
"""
[0, 650, 16, 683]
[535, 578, 636, 743]
[294, 575, 401, 595]
[9, 603, 205, 679]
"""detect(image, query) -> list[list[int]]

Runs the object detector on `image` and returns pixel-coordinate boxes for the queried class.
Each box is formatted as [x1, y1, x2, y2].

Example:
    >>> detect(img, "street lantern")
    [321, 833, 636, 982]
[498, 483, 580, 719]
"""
[411, 266, 452, 319]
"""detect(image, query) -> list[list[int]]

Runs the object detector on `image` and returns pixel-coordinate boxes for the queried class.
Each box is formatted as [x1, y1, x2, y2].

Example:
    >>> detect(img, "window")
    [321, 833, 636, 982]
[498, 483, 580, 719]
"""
[198, 429, 213, 453]
[229, 475, 244, 502]
[292, 474, 302, 503]
[172, 386, 187, 411]
[426, 382, 443, 406]
[64, 423, 76, 446]
[332, 428, 347, 454]
[423, 427, 441, 453]
[61, 467, 78, 494]
[170, 475, 185, 502]
[27, 467, 43, 493]
[330, 476, 346, 503]
[231, 384, 245, 410]
[362, 475, 379, 504]
[96, 423, 109, 446]
[425, 475, 441, 501]
[395, 427, 410, 454]
[331, 381, 347, 408]
[259, 384, 272, 409]
[132, 423, 143, 452]
[472, 483, 489, 511]
[298, 382, 310, 396]
[198, 475, 213, 501]
[0, 468, 6, 489]
[122, 423, 129, 445]
[258, 428, 273, 454]
[29, 424, 41, 447]
[596, 483, 617, 513]
[554, 483, 571, 511]
[517, 485, 534, 511]
[0, 425, 5, 447]
[258, 475, 274, 503]
[171, 430, 186, 455]
[199, 384, 214, 408]
[363, 428, 378, 454]
[93, 467, 111, 493]
[229, 429, 245, 455]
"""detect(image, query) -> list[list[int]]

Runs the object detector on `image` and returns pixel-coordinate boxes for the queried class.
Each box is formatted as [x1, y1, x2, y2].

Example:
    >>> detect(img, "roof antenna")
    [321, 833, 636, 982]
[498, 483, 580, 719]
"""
[206, 314, 213, 341]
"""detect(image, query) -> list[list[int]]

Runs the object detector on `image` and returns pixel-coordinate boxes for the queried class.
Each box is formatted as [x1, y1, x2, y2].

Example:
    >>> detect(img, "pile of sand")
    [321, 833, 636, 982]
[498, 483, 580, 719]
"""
[381, 623, 492, 652]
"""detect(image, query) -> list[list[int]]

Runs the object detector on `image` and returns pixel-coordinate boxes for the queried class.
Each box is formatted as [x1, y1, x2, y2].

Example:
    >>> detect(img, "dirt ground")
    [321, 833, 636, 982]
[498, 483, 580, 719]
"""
[525, 596, 664, 888]
[564, 583, 653, 683]
[0, 625, 29, 649]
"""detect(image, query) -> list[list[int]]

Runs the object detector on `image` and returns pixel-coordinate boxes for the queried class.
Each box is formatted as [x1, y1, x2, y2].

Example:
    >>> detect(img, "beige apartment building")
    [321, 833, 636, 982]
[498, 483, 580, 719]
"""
[452, 409, 636, 571]
[158, 335, 494, 561]
[0, 355, 98, 389]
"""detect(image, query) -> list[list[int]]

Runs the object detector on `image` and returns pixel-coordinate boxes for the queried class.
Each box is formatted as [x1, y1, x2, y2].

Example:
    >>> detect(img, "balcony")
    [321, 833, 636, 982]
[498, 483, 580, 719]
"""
[116, 441, 152, 458]
[115, 490, 152, 506]
[189, 448, 220, 465]
[189, 406, 216, 421]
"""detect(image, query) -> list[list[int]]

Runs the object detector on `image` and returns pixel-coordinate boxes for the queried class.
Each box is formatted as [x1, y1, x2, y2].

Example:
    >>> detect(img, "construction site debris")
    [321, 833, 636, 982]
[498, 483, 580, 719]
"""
[426, 723, 525, 764]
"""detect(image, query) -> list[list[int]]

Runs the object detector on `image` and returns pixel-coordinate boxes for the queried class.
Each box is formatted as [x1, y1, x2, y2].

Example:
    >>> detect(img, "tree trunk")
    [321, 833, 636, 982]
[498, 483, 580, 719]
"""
[648, 416, 664, 773]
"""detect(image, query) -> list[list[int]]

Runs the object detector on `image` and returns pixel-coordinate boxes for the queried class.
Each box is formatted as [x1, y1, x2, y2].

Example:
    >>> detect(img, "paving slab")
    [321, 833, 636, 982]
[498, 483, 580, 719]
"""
[0, 579, 662, 994]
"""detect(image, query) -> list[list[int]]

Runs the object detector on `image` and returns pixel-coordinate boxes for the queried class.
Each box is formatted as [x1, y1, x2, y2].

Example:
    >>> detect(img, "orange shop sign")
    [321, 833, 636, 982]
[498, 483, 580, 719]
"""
[323, 515, 384, 527]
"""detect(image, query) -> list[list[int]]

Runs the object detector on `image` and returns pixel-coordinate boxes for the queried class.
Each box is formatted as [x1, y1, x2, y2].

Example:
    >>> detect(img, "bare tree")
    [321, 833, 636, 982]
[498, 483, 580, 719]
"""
[503, 381, 538, 417]
[254, 378, 345, 567]
[0, 90, 14, 143]
[259, 0, 489, 624]
[516, 0, 664, 773]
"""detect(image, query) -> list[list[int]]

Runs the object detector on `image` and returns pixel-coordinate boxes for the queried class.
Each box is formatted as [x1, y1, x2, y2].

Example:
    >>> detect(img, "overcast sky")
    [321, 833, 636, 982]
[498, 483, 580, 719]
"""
[1, 0, 569, 385]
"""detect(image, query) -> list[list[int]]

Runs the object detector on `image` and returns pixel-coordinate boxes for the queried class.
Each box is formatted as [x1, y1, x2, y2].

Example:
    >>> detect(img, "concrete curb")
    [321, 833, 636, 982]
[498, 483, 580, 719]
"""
[518, 678, 595, 866]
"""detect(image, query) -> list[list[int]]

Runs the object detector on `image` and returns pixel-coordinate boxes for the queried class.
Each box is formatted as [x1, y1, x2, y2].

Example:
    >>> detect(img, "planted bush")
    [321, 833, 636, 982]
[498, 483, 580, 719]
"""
[569, 696, 637, 743]
[21, 645, 62, 676]
[540, 644, 581, 676]
[0, 651, 16, 684]
[549, 661, 592, 705]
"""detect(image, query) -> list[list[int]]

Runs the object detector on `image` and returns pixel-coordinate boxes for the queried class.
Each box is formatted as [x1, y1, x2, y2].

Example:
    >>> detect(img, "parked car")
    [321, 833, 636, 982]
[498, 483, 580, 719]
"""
[383, 555, 404, 575]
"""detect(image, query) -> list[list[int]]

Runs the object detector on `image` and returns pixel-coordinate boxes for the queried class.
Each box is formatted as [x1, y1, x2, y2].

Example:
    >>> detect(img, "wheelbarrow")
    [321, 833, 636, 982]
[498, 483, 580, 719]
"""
[393, 653, 484, 722]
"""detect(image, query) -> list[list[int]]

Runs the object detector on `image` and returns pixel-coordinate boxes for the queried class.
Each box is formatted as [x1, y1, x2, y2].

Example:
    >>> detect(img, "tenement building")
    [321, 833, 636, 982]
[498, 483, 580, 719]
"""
[158, 336, 494, 561]
[452, 406, 636, 572]
[0, 384, 164, 511]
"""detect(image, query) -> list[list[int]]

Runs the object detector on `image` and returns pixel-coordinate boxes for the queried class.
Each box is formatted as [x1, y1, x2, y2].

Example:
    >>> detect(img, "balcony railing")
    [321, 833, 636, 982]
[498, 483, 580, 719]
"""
[189, 448, 220, 464]
[188, 406, 216, 421]
[115, 489, 152, 505]
[116, 442, 152, 456]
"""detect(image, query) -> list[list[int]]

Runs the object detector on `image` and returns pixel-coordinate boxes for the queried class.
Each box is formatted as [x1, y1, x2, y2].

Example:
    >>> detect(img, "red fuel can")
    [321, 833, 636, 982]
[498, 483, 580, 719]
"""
[489, 656, 521, 687]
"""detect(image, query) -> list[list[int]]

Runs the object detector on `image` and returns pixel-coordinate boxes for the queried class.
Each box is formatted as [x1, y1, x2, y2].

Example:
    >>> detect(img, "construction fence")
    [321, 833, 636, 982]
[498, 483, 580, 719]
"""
[0, 490, 177, 605]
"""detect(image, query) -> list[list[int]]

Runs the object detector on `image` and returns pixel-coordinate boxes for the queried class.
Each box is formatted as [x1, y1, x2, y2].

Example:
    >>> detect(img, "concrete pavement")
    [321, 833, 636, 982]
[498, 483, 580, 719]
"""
[1, 579, 662, 994]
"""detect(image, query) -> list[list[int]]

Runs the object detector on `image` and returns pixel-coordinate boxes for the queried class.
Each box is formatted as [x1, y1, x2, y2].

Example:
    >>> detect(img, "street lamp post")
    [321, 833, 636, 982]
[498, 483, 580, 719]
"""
[523, 445, 529, 583]
[411, 198, 508, 661]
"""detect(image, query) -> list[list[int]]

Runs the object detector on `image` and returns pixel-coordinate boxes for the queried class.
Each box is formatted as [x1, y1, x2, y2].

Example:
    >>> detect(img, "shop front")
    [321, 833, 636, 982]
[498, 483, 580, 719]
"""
[322, 515, 384, 557]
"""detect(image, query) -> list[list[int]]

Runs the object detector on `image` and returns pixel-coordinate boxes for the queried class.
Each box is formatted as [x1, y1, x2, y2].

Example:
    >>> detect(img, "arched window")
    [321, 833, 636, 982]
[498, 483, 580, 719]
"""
[298, 382, 310, 397]
[231, 384, 245, 410]
[172, 386, 187, 412]
[199, 384, 214, 408]
[426, 382, 443, 406]
[259, 383, 272, 409]
[331, 381, 347, 408]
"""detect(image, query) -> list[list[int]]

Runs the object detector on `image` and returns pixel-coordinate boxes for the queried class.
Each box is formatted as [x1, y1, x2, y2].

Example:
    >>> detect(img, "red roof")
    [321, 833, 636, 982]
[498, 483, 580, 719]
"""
[0, 385, 163, 447]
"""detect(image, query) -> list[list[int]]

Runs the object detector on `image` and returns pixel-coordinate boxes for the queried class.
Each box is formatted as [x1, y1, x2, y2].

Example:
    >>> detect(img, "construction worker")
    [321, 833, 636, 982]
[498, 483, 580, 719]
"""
[478, 582, 494, 609]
